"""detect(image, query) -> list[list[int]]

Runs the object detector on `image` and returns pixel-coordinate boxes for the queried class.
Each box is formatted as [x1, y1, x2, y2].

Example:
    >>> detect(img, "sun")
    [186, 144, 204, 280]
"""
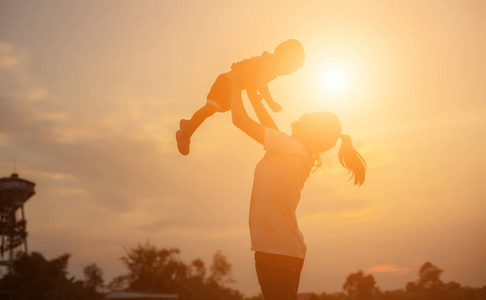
[315, 63, 354, 97]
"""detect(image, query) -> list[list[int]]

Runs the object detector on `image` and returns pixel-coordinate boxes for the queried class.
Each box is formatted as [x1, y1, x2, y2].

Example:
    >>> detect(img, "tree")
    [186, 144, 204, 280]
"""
[417, 262, 444, 290]
[110, 242, 245, 300]
[208, 250, 234, 285]
[44, 273, 84, 300]
[84, 263, 104, 291]
[318, 291, 348, 300]
[189, 258, 206, 281]
[82, 263, 105, 300]
[114, 240, 187, 294]
[343, 270, 378, 300]
[0, 252, 85, 300]
[405, 262, 446, 300]
[107, 274, 129, 292]
[406, 261, 445, 292]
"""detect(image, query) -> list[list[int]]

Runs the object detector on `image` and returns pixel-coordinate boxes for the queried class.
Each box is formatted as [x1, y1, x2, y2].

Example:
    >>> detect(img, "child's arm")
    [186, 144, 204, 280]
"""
[258, 84, 282, 113]
[246, 89, 279, 131]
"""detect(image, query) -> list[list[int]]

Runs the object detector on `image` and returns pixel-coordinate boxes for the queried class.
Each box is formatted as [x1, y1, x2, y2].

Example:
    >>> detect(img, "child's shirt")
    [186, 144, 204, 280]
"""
[230, 51, 277, 91]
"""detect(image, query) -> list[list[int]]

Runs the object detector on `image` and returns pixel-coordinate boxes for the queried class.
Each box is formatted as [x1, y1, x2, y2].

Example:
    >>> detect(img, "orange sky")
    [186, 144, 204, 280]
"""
[0, 0, 485, 296]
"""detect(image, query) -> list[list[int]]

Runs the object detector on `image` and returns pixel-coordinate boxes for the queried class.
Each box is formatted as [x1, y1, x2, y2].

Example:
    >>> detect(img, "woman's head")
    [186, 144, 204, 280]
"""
[273, 39, 305, 76]
[292, 112, 342, 153]
[292, 112, 367, 186]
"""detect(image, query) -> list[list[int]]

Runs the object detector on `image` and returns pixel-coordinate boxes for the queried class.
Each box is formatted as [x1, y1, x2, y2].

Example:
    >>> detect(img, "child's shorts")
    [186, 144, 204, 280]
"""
[206, 73, 231, 112]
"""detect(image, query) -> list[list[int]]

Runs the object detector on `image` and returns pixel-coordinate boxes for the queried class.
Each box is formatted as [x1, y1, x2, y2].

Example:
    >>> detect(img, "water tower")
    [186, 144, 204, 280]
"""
[0, 173, 35, 267]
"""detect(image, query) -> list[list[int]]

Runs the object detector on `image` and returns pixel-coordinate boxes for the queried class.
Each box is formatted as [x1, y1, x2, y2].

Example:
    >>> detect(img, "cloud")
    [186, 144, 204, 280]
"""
[138, 220, 247, 239]
[368, 264, 411, 275]
[26, 88, 49, 102]
[0, 133, 8, 146]
[0, 42, 19, 69]
[0, 40, 254, 243]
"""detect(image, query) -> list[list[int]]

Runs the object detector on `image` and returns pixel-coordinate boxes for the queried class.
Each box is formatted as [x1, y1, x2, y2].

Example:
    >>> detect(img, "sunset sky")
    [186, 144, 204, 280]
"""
[0, 0, 485, 296]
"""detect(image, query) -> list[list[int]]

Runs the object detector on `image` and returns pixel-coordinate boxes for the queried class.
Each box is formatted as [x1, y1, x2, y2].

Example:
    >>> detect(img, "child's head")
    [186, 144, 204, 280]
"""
[273, 39, 305, 76]
[292, 112, 366, 185]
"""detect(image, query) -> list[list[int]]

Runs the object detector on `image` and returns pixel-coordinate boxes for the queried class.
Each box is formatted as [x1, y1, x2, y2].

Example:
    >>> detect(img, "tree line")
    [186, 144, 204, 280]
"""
[0, 241, 484, 300]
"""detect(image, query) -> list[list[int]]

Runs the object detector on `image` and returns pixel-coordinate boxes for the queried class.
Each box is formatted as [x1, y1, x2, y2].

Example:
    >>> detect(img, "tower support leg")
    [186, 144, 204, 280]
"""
[20, 206, 28, 254]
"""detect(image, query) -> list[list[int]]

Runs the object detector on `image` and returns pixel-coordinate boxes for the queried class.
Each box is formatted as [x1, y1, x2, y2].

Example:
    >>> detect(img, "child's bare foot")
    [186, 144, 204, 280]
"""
[176, 119, 190, 155]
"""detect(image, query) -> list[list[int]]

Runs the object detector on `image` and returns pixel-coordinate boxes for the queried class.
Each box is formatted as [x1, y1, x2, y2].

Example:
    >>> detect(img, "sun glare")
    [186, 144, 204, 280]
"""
[315, 63, 354, 98]
[324, 68, 347, 91]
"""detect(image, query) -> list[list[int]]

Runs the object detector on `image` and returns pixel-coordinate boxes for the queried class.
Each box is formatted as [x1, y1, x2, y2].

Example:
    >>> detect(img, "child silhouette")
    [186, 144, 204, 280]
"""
[176, 39, 305, 155]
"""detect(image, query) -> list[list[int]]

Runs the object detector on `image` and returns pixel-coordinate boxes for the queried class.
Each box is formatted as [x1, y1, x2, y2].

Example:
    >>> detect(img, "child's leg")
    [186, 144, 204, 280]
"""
[181, 103, 218, 139]
[176, 102, 218, 155]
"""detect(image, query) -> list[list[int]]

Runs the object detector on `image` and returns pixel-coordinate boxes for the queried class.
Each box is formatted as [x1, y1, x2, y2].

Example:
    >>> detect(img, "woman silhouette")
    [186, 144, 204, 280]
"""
[229, 76, 366, 300]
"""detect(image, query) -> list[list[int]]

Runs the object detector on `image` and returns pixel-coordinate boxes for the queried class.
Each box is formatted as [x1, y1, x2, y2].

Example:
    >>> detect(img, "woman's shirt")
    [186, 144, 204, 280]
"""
[249, 128, 312, 259]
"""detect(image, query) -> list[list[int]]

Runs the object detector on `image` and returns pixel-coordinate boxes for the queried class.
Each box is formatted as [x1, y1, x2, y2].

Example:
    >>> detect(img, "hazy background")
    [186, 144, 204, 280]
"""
[0, 0, 485, 296]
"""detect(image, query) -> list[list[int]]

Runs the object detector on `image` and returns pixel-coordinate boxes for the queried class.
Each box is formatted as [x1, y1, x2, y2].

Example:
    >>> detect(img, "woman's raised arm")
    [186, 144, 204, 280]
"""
[230, 81, 266, 145]
[246, 88, 279, 131]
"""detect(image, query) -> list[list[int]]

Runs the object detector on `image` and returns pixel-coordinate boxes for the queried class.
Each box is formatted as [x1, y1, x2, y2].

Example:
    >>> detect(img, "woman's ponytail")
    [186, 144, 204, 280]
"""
[338, 134, 367, 186]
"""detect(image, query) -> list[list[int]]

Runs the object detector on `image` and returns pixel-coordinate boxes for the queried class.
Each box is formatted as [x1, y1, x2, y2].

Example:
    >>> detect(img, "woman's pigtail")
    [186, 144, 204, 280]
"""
[338, 134, 367, 186]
